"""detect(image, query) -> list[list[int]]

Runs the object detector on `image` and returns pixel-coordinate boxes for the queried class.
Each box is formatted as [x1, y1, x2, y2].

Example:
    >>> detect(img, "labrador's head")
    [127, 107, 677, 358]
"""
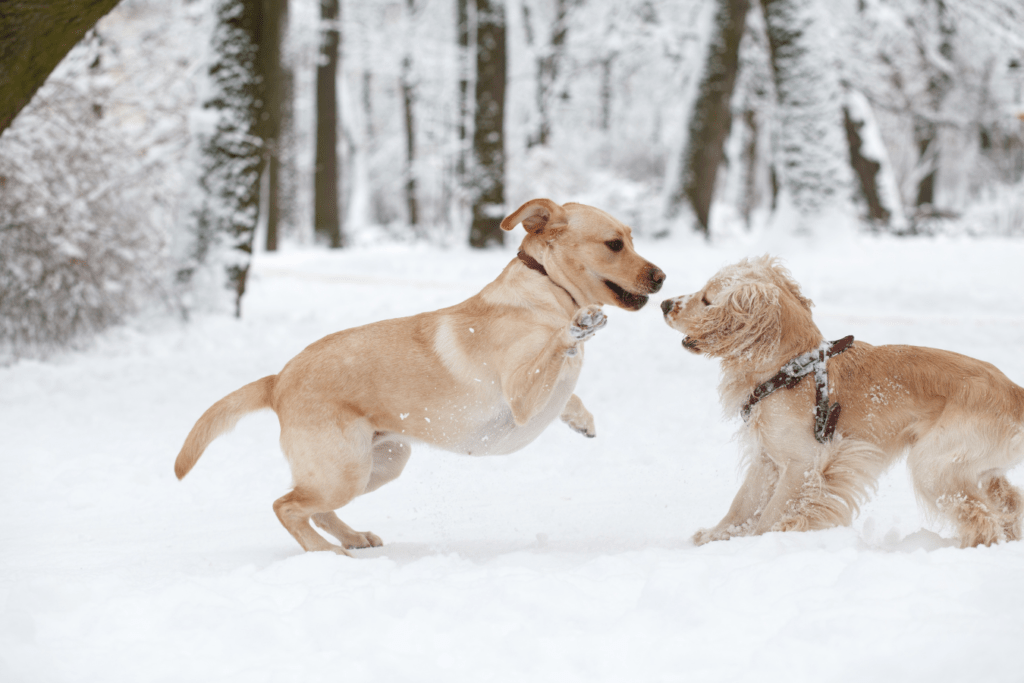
[501, 198, 665, 311]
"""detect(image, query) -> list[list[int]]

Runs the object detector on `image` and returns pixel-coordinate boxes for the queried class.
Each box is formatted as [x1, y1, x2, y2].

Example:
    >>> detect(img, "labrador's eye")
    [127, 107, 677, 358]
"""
[605, 239, 624, 253]
[701, 294, 711, 306]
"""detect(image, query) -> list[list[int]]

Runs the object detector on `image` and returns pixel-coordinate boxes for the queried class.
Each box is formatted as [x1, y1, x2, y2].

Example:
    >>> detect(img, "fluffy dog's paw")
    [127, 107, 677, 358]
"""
[568, 305, 608, 343]
[693, 527, 728, 545]
[693, 522, 751, 545]
[770, 517, 808, 533]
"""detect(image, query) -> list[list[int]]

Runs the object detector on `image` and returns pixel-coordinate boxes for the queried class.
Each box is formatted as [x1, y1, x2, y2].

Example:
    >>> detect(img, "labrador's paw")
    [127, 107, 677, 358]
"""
[562, 412, 596, 438]
[568, 305, 607, 344]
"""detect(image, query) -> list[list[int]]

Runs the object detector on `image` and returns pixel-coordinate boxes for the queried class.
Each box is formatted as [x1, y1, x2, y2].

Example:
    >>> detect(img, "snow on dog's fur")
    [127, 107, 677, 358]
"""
[661, 255, 1024, 547]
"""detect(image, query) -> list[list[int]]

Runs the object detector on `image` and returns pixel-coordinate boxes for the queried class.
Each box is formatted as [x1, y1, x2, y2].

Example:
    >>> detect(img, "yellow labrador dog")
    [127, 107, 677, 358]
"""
[661, 255, 1024, 548]
[176, 199, 665, 554]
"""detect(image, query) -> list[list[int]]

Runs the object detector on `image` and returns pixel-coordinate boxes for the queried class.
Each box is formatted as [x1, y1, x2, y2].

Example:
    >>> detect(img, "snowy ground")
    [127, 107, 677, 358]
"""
[2, 233, 1024, 682]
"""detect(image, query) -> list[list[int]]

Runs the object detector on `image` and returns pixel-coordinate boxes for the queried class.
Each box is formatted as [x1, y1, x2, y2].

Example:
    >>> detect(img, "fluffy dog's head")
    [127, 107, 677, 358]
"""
[501, 199, 665, 311]
[660, 256, 820, 368]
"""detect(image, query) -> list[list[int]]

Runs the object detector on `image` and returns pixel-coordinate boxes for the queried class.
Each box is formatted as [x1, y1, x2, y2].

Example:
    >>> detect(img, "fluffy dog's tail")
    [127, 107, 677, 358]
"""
[174, 375, 277, 480]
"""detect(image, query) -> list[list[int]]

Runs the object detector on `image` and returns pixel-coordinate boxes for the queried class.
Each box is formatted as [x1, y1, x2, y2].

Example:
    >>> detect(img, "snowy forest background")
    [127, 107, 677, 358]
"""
[1, 0, 1023, 362]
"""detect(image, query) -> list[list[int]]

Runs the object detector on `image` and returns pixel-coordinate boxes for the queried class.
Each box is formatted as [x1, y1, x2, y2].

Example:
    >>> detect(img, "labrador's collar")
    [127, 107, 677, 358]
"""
[517, 251, 579, 309]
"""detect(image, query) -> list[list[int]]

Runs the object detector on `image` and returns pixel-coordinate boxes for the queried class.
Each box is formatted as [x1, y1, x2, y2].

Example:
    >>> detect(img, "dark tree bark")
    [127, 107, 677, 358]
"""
[314, 0, 342, 248]
[256, 0, 287, 252]
[469, 0, 507, 248]
[401, 0, 420, 233]
[844, 106, 890, 224]
[456, 0, 471, 180]
[666, 0, 749, 236]
[401, 55, 420, 230]
[0, 0, 122, 138]
[912, 0, 954, 215]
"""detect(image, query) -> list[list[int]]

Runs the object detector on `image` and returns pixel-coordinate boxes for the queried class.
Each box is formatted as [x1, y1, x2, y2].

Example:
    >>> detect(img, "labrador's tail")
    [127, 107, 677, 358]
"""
[174, 375, 277, 479]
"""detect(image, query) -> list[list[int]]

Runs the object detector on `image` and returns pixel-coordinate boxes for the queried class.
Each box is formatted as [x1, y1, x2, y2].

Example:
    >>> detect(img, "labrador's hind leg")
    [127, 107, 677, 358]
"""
[312, 512, 382, 549]
[274, 421, 376, 554]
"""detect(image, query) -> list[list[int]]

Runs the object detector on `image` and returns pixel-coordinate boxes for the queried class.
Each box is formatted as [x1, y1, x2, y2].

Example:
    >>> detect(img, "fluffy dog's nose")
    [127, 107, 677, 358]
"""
[660, 299, 674, 315]
[648, 266, 666, 293]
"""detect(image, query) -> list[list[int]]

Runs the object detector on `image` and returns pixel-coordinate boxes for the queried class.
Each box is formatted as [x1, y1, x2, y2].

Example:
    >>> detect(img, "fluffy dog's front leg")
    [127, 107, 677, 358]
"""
[560, 393, 596, 438]
[503, 305, 607, 426]
[694, 452, 779, 545]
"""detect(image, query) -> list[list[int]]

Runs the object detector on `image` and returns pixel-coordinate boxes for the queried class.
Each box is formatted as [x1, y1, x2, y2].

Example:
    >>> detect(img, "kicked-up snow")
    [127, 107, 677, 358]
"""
[2, 234, 1024, 682]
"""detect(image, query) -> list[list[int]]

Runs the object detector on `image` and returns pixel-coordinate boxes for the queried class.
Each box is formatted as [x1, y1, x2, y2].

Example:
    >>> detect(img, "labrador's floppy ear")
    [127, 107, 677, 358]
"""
[500, 198, 569, 235]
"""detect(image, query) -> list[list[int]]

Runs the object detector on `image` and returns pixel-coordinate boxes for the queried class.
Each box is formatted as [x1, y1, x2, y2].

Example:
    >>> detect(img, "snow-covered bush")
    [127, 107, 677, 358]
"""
[0, 52, 167, 361]
[0, 1, 206, 362]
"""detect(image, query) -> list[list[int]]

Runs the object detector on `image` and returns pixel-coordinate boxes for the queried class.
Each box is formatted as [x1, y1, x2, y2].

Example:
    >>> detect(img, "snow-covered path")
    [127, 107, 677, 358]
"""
[2, 236, 1024, 682]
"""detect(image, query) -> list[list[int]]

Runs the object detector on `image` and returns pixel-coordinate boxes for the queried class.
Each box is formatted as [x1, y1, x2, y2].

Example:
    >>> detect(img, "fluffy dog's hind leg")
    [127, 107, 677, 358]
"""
[985, 475, 1023, 541]
[908, 422, 1020, 547]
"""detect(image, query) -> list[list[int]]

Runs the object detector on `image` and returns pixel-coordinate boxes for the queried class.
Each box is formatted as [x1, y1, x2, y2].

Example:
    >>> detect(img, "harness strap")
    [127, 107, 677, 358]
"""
[517, 250, 579, 309]
[740, 335, 854, 443]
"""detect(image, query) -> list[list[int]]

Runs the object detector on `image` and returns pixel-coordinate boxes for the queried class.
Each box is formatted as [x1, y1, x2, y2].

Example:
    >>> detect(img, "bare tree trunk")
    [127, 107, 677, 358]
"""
[456, 0, 471, 181]
[314, 0, 342, 248]
[276, 17, 299, 246]
[0, 0, 123, 138]
[526, 0, 570, 148]
[912, 0, 954, 218]
[257, 0, 287, 252]
[469, 0, 506, 248]
[599, 55, 614, 132]
[401, 0, 420, 234]
[402, 55, 419, 231]
[666, 0, 749, 236]
[844, 105, 889, 224]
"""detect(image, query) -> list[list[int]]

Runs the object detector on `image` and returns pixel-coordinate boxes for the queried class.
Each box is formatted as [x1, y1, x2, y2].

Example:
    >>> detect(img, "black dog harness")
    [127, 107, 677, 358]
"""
[739, 335, 854, 443]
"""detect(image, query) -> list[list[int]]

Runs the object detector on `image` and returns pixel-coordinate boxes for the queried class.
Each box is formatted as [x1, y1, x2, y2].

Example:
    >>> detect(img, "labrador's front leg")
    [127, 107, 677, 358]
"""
[503, 305, 607, 426]
[560, 393, 596, 438]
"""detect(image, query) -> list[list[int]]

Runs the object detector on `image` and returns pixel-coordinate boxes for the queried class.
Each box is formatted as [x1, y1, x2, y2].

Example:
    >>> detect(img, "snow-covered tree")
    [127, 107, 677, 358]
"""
[188, 0, 266, 316]
[761, 0, 855, 235]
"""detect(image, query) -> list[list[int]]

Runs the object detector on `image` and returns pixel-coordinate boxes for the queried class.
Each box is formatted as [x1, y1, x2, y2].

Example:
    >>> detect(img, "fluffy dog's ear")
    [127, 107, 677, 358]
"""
[500, 198, 568, 235]
[761, 257, 813, 310]
[693, 282, 782, 361]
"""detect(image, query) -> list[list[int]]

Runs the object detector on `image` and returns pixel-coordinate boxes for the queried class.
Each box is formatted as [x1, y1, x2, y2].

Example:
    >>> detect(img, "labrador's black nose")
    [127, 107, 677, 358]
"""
[660, 299, 674, 315]
[648, 266, 666, 293]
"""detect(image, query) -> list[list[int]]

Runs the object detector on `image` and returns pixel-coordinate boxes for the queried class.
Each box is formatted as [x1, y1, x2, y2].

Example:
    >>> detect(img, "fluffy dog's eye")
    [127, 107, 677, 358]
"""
[701, 294, 711, 306]
[605, 239, 624, 253]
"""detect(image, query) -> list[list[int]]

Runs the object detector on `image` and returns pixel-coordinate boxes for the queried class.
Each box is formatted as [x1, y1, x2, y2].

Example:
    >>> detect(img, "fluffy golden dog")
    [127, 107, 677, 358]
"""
[176, 199, 665, 554]
[661, 256, 1024, 548]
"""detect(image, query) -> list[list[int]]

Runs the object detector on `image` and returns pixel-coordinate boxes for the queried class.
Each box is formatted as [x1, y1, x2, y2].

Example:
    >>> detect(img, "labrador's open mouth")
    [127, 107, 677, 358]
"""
[604, 280, 649, 311]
